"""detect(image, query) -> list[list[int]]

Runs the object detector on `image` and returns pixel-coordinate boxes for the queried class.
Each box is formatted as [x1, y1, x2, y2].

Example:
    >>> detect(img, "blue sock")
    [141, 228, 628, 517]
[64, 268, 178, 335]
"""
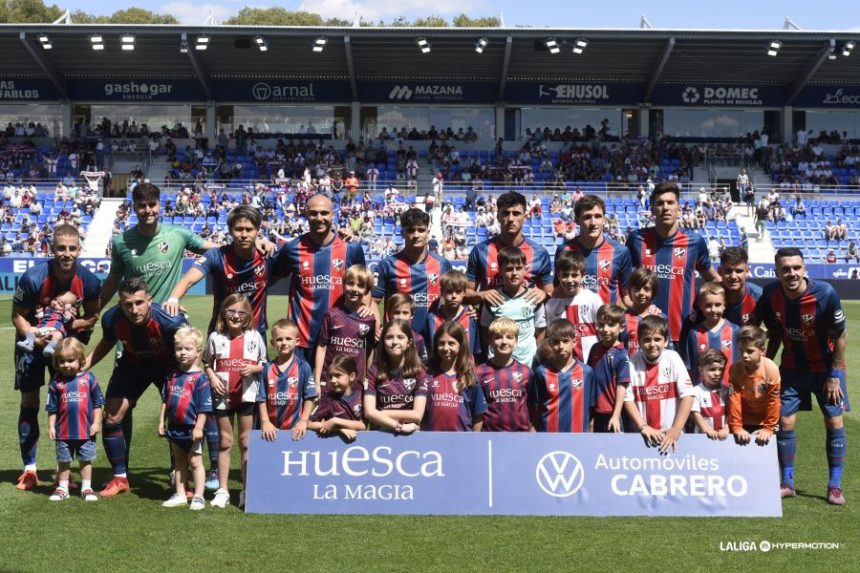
[18, 407, 39, 467]
[205, 414, 220, 468]
[102, 422, 127, 475]
[777, 429, 796, 487]
[827, 427, 847, 488]
[121, 410, 133, 464]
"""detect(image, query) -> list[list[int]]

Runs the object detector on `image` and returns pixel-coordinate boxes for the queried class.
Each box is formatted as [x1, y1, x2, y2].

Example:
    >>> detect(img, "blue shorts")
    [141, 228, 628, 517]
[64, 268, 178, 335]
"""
[14, 346, 50, 393]
[56, 439, 96, 463]
[167, 427, 203, 454]
[780, 368, 851, 418]
[105, 364, 170, 402]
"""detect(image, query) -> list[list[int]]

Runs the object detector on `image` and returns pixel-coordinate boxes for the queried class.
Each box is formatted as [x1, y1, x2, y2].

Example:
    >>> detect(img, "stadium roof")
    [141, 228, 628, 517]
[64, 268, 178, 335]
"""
[2, 25, 859, 103]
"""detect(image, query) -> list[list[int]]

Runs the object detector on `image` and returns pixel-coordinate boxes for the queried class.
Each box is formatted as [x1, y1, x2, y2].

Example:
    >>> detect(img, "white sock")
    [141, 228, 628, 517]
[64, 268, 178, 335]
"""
[24, 464, 37, 472]
[58, 480, 69, 492]
[115, 473, 127, 478]
[82, 480, 92, 490]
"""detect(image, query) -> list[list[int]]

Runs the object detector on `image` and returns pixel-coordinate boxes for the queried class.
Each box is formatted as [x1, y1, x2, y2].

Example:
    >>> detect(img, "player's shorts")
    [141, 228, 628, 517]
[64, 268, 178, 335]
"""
[780, 368, 851, 418]
[105, 364, 170, 402]
[213, 398, 255, 417]
[14, 346, 50, 392]
[56, 439, 97, 463]
[166, 428, 203, 454]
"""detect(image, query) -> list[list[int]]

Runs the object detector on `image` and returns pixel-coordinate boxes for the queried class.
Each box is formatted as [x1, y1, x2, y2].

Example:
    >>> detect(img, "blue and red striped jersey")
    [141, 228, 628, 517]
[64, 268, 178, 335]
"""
[529, 361, 594, 433]
[626, 228, 712, 343]
[13, 260, 101, 341]
[726, 282, 762, 327]
[319, 304, 376, 388]
[423, 306, 481, 360]
[556, 235, 633, 304]
[586, 342, 631, 415]
[193, 245, 274, 336]
[46, 371, 104, 441]
[467, 236, 553, 292]
[373, 251, 453, 333]
[255, 356, 316, 430]
[476, 360, 532, 432]
[272, 234, 366, 349]
[422, 371, 487, 431]
[161, 370, 212, 429]
[683, 320, 740, 386]
[753, 279, 846, 373]
[311, 387, 364, 423]
[101, 303, 188, 369]
[364, 364, 430, 411]
[619, 306, 666, 357]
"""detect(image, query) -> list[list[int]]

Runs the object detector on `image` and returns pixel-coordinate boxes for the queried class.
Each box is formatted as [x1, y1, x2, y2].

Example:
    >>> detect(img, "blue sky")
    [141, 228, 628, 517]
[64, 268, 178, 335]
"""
[57, 0, 860, 29]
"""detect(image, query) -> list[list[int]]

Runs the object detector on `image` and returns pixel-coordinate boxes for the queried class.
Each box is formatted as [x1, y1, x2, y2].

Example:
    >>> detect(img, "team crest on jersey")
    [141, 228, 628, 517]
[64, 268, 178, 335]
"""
[699, 343, 707, 351]
[287, 376, 298, 387]
[196, 255, 207, 265]
[158, 241, 169, 253]
[757, 383, 767, 394]
[512, 372, 523, 382]
[254, 264, 265, 277]
[332, 258, 344, 271]
[571, 378, 583, 389]
[599, 259, 611, 272]
[430, 379, 439, 388]
[721, 340, 733, 349]
[353, 404, 361, 414]
[150, 337, 162, 346]
[674, 248, 686, 259]
[130, 249, 138, 257]
[742, 313, 751, 323]
[358, 324, 370, 337]
[428, 273, 439, 284]
[802, 314, 814, 324]
[404, 378, 416, 392]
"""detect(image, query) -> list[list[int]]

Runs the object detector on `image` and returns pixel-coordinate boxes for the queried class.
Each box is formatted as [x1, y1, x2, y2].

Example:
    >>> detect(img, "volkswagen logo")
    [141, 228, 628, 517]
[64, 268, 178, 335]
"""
[535, 451, 585, 497]
[252, 82, 272, 101]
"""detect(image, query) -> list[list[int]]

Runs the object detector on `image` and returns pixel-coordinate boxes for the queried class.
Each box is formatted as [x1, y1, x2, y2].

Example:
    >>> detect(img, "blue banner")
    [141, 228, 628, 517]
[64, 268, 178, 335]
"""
[794, 85, 860, 108]
[0, 78, 62, 101]
[212, 79, 351, 104]
[0, 257, 203, 294]
[505, 82, 644, 106]
[651, 84, 786, 107]
[747, 263, 860, 281]
[246, 432, 781, 517]
[68, 79, 206, 102]
[358, 81, 498, 104]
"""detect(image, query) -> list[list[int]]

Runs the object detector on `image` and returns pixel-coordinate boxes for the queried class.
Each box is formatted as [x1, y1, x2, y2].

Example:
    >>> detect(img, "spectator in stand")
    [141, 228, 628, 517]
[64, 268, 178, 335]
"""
[847, 241, 859, 263]
[836, 219, 848, 242]
[825, 221, 837, 242]
[826, 249, 837, 264]
[791, 195, 806, 218]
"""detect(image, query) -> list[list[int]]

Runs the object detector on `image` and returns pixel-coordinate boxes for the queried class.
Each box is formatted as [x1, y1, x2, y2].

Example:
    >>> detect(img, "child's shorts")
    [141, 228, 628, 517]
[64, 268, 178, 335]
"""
[167, 428, 203, 455]
[56, 439, 96, 463]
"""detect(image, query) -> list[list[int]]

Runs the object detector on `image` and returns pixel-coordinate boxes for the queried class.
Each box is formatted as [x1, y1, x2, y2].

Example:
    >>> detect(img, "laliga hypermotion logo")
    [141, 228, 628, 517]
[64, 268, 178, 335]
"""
[535, 451, 585, 497]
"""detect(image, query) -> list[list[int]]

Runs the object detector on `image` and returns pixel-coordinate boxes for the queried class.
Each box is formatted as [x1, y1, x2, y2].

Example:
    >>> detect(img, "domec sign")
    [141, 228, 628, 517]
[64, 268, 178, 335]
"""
[246, 432, 781, 516]
[651, 84, 785, 107]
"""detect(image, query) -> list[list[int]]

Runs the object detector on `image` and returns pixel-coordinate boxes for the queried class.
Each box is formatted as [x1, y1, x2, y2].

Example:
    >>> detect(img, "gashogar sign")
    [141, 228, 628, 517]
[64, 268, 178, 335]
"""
[246, 432, 781, 517]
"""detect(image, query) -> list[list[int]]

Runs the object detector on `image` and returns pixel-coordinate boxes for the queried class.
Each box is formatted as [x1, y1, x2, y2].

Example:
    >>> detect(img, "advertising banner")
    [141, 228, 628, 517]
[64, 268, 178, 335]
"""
[651, 84, 785, 107]
[794, 85, 860, 108]
[0, 79, 62, 101]
[212, 79, 351, 104]
[68, 79, 206, 102]
[359, 81, 498, 104]
[0, 258, 203, 294]
[246, 432, 781, 517]
[505, 82, 644, 106]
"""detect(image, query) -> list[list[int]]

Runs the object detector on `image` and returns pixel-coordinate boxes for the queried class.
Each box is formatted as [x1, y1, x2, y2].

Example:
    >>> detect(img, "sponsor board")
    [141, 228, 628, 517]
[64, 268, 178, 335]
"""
[359, 82, 497, 104]
[212, 79, 350, 103]
[0, 79, 61, 101]
[651, 84, 785, 107]
[505, 82, 644, 105]
[68, 79, 206, 102]
[795, 86, 860, 108]
[246, 432, 781, 516]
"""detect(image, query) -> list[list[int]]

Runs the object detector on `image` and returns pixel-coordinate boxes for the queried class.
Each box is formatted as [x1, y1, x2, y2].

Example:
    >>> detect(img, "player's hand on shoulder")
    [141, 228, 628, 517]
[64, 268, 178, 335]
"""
[255, 237, 277, 257]
[524, 287, 547, 305]
[481, 289, 505, 307]
[163, 300, 180, 317]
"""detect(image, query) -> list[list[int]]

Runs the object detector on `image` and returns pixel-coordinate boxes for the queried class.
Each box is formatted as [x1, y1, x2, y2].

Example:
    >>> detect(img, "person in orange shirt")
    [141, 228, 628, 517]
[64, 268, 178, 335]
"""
[345, 171, 360, 202]
[727, 325, 780, 446]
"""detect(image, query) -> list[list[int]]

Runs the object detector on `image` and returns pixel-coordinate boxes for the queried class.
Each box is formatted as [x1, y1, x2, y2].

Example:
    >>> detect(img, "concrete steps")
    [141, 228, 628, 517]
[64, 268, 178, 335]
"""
[81, 198, 124, 257]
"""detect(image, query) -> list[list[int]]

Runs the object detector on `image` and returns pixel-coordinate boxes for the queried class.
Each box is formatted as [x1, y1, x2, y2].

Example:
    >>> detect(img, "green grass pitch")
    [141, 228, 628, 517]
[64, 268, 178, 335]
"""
[0, 295, 857, 572]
